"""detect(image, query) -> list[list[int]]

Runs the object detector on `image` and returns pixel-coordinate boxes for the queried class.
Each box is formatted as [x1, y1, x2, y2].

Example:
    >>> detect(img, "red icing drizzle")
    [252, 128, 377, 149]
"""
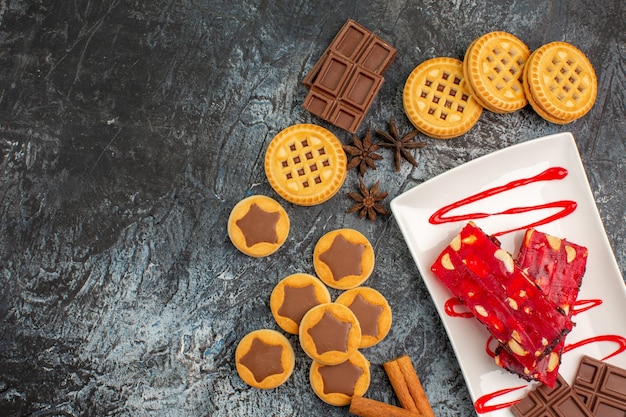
[563, 334, 626, 360]
[429, 167, 576, 236]
[485, 336, 498, 359]
[474, 385, 526, 414]
[444, 297, 474, 318]
[572, 298, 602, 315]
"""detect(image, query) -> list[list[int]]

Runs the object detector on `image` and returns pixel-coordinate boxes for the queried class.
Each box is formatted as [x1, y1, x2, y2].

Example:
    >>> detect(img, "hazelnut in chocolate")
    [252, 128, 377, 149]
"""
[298, 303, 361, 365]
[313, 228, 375, 290]
[270, 273, 331, 334]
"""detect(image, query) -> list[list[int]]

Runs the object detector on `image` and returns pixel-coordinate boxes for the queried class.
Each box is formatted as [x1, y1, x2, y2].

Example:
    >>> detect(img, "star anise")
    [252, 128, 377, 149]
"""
[342, 129, 383, 176]
[376, 117, 426, 172]
[347, 179, 389, 221]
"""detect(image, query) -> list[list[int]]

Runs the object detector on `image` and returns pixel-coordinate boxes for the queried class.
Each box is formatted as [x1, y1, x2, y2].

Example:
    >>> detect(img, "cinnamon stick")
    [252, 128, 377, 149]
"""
[383, 355, 435, 417]
[349, 395, 421, 417]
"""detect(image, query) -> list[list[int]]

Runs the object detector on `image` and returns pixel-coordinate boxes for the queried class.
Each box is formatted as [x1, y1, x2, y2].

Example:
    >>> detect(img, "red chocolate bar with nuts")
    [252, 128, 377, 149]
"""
[430, 222, 573, 373]
[496, 229, 588, 386]
[517, 228, 588, 317]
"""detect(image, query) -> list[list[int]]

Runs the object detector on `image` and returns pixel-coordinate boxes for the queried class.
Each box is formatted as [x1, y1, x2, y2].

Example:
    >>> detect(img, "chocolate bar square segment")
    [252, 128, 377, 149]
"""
[330, 19, 370, 60]
[328, 102, 362, 133]
[315, 54, 354, 97]
[357, 38, 397, 74]
[572, 355, 626, 416]
[303, 89, 334, 119]
[342, 67, 384, 111]
[303, 51, 329, 88]
[511, 374, 594, 417]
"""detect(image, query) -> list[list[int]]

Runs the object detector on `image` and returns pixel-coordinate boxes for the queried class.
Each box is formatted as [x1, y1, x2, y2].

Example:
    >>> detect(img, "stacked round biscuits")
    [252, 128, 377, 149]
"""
[403, 31, 597, 138]
[233, 227, 393, 407]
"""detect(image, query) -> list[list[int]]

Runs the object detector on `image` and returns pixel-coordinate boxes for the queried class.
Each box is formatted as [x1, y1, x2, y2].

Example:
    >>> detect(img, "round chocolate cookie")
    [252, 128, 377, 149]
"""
[310, 349, 371, 406]
[335, 287, 392, 348]
[313, 228, 375, 290]
[270, 273, 331, 334]
[235, 329, 295, 389]
[227, 195, 290, 257]
[299, 303, 361, 365]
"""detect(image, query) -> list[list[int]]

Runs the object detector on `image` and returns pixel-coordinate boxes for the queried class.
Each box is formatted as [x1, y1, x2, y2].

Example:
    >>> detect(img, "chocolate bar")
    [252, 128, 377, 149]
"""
[573, 355, 626, 416]
[430, 222, 573, 373]
[302, 19, 396, 133]
[496, 229, 588, 386]
[511, 373, 593, 417]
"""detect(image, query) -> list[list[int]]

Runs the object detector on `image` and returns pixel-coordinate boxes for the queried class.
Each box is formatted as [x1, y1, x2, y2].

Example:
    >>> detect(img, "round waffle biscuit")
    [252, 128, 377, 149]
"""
[265, 124, 347, 206]
[403, 57, 483, 139]
[463, 31, 530, 113]
[235, 329, 295, 389]
[522, 55, 572, 125]
[462, 37, 491, 110]
[524, 41, 597, 122]
[309, 349, 371, 406]
[270, 273, 331, 335]
[227, 195, 290, 257]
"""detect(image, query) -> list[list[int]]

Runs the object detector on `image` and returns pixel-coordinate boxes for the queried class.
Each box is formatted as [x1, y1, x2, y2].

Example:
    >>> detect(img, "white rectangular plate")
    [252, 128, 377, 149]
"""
[391, 132, 626, 416]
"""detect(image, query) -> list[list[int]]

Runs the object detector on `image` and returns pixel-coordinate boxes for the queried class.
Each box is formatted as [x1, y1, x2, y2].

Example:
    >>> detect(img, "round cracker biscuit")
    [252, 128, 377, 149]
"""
[525, 41, 597, 122]
[235, 329, 295, 389]
[264, 124, 347, 206]
[313, 228, 375, 290]
[403, 57, 483, 139]
[464, 31, 530, 113]
[309, 349, 371, 406]
[270, 273, 331, 335]
[227, 195, 290, 257]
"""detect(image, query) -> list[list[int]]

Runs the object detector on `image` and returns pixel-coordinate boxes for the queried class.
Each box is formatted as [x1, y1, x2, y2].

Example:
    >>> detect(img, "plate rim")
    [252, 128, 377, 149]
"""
[390, 131, 626, 416]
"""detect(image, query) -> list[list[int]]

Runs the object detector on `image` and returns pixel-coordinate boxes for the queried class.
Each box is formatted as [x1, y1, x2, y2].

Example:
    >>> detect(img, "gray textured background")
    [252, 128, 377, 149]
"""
[1, 1, 624, 416]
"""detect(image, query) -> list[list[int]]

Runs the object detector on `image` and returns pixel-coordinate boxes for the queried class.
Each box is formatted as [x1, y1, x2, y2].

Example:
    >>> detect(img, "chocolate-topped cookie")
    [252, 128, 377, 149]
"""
[313, 228, 375, 290]
[335, 287, 392, 348]
[299, 303, 361, 365]
[235, 329, 295, 389]
[227, 195, 290, 257]
[309, 349, 371, 406]
[270, 273, 331, 334]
